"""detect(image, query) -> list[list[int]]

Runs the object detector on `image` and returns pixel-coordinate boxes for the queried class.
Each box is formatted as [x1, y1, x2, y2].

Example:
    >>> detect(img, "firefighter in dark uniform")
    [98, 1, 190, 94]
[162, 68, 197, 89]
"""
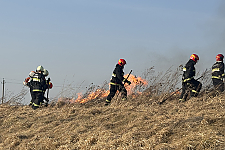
[179, 54, 202, 102]
[42, 69, 53, 106]
[212, 54, 224, 92]
[23, 71, 36, 106]
[27, 65, 47, 109]
[105, 59, 131, 106]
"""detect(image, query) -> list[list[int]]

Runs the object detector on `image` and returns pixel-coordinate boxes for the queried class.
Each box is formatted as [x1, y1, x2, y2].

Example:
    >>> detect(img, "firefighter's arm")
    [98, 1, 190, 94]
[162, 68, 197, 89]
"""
[183, 66, 194, 83]
[23, 77, 31, 86]
[115, 68, 125, 82]
[221, 64, 225, 78]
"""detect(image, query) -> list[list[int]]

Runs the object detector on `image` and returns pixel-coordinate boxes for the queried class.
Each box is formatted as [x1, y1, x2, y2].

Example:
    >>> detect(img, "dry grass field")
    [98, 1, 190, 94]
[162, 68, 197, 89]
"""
[0, 91, 225, 150]
[0, 68, 224, 150]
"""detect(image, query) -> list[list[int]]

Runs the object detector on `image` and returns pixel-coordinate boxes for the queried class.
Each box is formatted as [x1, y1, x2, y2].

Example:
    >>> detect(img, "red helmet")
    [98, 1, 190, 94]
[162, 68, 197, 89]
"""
[216, 54, 224, 61]
[190, 54, 199, 63]
[118, 59, 126, 66]
[49, 82, 53, 89]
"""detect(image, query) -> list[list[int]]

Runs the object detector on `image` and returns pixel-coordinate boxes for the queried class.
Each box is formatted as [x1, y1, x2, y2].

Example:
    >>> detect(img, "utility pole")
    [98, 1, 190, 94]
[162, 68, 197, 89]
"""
[2, 78, 5, 104]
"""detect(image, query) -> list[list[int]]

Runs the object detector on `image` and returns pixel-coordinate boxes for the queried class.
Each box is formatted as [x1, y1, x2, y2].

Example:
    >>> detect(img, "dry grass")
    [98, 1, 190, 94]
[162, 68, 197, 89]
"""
[0, 67, 224, 150]
[1, 91, 225, 149]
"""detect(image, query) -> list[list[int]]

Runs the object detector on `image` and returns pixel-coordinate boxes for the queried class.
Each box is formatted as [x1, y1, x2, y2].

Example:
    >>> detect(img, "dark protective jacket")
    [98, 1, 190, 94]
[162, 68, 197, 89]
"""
[182, 59, 196, 82]
[110, 64, 127, 85]
[212, 61, 225, 80]
[27, 72, 47, 92]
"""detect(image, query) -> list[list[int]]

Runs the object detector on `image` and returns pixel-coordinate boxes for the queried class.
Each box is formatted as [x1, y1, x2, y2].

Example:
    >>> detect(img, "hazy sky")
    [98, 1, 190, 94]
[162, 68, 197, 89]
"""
[0, 0, 224, 104]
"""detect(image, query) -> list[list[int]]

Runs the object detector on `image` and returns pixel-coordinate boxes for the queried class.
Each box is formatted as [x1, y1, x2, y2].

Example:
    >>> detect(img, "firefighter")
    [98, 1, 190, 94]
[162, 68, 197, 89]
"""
[23, 71, 36, 106]
[105, 59, 131, 106]
[27, 65, 47, 109]
[212, 54, 224, 92]
[179, 54, 202, 102]
[42, 69, 53, 106]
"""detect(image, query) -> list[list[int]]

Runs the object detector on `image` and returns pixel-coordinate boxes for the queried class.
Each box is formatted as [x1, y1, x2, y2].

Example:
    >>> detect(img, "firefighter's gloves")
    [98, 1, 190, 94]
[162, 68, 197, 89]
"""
[127, 81, 131, 85]
[124, 79, 131, 85]
[23, 81, 27, 86]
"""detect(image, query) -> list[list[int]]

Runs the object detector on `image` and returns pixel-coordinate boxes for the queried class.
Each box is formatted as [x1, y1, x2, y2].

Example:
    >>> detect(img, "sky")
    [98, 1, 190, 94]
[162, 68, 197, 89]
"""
[0, 0, 225, 104]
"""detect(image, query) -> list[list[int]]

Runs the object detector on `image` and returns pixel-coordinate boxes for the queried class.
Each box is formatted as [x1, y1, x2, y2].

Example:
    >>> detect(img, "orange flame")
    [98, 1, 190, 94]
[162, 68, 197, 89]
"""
[124, 74, 148, 95]
[73, 89, 110, 103]
[58, 74, 148, 103]
[171, 89, 180, 95]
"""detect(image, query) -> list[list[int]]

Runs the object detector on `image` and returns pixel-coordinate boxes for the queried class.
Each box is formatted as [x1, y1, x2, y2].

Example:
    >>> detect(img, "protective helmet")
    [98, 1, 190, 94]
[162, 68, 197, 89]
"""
[118, 59, 126, 66]
[216, 54, 224, 61]
[49, 82, 53, 89]
[29, 71, 35, 77]
[36, 65, 44, 72]
[25, 77, 30, 83]
[43, 69, 49, 76]
[190, 54, 199, 63]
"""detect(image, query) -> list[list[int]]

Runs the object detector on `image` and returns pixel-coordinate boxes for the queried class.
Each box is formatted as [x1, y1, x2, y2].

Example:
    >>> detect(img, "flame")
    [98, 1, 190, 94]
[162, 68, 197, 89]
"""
[58, 74, 148, 103]
[171, 89, 180, 95]
[124, 74, 148, 95]
[73, 89, 110, 103]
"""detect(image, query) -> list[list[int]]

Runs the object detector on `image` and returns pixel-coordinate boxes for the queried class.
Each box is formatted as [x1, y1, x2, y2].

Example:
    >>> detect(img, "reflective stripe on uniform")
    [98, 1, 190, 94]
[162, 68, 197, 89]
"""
[106, 99, 111, 102]
[110, 82, 119, 85]
[33, 89, 43, 92]
[179, 99, 185, 102]
[183, 77, 194, 82]
[212, 68, 220, 72]
[32, 103, 39, 107]
[112, 73, 116, 77]
[33, 78, 41, 82]
[122, 98, 127, 101]
[192, 90, 198, 93]
[183, 68, 195, 72]
[212, 76, 222, 80]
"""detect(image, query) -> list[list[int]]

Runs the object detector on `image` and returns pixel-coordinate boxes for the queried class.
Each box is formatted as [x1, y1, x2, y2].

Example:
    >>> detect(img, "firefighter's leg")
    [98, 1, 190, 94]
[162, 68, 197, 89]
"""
[41, 91, 45, 103]
[105, 84, 117, 105]
[191, 80, 202, 97]
[30, 91, 35, 106]
[179, 83, 187, 102]
[29, 88, 35, 106]
[32, 92, 43, 110]
[119, 85, 127, 100]
[32, 92, 39, 110]
[213, 79, 224, 92]
[221, 82, 224, 92]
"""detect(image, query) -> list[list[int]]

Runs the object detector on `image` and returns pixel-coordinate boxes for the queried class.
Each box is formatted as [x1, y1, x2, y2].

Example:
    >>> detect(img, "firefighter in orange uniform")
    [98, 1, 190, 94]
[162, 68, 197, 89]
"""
[105, 59, 131, 106]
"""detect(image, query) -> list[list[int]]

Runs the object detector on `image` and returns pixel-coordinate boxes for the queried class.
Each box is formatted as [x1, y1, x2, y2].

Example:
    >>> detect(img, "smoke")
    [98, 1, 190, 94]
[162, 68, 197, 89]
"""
[141, 1, 225, 75]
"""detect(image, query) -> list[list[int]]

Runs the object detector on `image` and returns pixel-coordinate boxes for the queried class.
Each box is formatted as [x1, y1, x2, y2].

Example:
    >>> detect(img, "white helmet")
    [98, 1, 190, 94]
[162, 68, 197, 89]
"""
[29, 71, 35, 77]
[36, 65, 44, 72]
[43, 69, 49, 76]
